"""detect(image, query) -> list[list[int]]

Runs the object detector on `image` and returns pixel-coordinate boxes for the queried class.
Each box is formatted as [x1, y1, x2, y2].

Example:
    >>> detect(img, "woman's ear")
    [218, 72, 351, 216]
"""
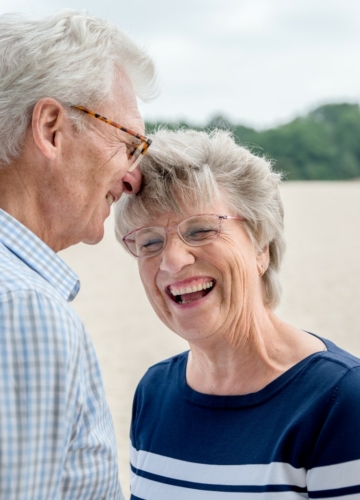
[256, 244, 270, 276]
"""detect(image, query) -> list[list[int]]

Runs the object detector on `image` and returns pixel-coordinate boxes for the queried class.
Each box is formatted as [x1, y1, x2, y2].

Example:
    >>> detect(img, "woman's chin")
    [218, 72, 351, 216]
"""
[166, 291, 221, 342]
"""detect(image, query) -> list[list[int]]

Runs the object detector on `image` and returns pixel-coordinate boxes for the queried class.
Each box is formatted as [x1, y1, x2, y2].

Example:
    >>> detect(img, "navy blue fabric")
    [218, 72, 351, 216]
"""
[130, 336, 360, 498]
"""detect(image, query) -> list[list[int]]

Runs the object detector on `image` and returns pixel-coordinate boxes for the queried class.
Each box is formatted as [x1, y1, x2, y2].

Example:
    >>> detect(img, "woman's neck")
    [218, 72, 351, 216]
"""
[186, 311, 326, 396]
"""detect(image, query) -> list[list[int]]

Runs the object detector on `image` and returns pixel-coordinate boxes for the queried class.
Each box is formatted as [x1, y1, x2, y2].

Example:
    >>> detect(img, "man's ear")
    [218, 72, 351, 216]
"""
[31, 98, 65, 160]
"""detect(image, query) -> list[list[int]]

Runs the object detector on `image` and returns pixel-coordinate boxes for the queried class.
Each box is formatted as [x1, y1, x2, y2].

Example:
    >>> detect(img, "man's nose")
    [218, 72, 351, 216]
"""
[122, 165, 142, 194]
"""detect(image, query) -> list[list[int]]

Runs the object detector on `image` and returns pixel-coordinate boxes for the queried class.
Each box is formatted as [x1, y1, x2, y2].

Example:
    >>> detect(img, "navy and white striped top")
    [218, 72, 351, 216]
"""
[0, 209, 123, 499]
[130, 338, 360, 499]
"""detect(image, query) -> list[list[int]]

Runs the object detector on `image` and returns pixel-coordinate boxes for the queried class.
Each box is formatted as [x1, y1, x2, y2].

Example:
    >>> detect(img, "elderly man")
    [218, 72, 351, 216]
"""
[0, 10, 156, 499]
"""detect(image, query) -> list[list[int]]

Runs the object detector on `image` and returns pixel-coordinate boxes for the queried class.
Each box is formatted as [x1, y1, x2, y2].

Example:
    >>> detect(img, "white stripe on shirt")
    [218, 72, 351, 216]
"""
[130, 444, 307, 487]
[307, 458, 360, 490]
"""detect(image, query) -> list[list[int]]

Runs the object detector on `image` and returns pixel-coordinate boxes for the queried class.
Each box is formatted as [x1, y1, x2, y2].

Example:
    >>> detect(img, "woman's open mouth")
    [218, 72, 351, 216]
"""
[167, 279, 215, 305]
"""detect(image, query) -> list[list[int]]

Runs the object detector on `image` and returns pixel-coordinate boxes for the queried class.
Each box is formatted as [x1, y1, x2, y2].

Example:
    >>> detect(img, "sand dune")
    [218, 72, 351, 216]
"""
[61, 181, 360, 498]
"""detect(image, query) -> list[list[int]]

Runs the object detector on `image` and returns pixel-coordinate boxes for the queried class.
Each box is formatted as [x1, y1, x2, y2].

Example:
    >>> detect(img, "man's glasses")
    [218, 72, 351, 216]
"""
[122, 214, 245, 259]
[72, 105, 152, 172]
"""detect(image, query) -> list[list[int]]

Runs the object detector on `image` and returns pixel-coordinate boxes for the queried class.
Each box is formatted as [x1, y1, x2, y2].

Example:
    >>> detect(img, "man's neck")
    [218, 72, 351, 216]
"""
[0, 157, 55, 248]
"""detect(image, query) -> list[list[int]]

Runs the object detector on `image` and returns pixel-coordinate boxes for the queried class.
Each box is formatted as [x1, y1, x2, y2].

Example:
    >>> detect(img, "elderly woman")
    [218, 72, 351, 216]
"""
[115, 129, 360, 500]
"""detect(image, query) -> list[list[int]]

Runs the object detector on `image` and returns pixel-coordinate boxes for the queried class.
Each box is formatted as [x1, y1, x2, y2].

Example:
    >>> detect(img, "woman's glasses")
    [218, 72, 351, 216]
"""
[122, 214, 244, 258]
[72, 105, 152, 171]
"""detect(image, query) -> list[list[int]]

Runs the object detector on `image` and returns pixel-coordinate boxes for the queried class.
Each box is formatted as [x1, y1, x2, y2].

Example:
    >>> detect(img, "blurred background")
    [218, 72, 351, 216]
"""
[1, 0, 360, 179]
[1, 1, 360, 131]
[2, 1, 360, 497]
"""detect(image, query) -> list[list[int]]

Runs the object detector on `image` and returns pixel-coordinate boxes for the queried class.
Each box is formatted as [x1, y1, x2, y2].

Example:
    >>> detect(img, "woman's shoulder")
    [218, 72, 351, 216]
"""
[296, 335, 360, 403]
[137, 351, 189, 388]
[318, 335, 360, 370]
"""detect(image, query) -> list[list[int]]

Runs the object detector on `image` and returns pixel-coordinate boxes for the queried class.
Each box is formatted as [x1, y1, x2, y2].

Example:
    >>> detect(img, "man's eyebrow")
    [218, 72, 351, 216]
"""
[127, 135, 141, 144]
[110, 127, 141, 145]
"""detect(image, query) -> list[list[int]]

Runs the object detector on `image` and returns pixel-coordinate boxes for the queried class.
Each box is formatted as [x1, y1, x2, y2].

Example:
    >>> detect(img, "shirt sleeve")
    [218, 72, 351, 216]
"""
[307, 366, 360, 499]
[0, 289, 123, 500]
[130, 384, 141, 495]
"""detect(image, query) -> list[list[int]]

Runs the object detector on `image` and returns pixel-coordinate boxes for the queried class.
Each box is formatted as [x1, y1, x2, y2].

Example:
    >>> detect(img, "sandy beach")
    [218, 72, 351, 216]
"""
[60, 180, 360, 498]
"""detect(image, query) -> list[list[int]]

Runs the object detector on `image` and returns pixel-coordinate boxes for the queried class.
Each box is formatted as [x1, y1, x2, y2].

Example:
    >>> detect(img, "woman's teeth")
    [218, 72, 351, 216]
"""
[170, 280, 214, 296]
[106, 194, 115, 206]
[169, 280, 215, 304]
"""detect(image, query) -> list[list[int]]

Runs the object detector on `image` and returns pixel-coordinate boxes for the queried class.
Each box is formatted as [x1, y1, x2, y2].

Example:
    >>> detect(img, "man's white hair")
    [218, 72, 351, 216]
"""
[0, 10, 157, 165]
[115, 129, 285, 309]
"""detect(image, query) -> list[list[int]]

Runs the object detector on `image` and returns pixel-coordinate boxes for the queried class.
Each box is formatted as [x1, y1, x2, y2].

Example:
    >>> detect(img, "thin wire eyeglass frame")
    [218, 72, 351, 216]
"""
[72, 105, 152, 171]
[122, 214, 245, 259]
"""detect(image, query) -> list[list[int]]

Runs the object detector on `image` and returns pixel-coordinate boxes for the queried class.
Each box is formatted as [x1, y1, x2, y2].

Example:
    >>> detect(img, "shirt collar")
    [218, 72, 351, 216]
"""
[0, 209, 80, 302]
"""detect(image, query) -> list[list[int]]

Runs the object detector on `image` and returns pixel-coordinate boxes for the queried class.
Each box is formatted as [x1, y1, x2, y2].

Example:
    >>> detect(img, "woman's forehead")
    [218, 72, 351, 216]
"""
[144, 211, 186, 227]
[141, 198, 234, 227]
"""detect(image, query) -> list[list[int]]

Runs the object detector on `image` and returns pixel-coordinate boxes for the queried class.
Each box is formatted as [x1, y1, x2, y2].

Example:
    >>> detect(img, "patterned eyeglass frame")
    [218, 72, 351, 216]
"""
[122, 214, 246, 258]
[72, 105, 152, 172]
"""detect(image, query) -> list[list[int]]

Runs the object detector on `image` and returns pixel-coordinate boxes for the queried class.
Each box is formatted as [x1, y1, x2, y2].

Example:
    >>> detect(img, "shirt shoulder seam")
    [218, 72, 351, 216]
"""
[0, 288, 84, 333]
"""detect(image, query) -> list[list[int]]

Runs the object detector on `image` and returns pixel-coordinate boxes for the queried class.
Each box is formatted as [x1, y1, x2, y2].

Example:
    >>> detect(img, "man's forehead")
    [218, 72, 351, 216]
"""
[111, 69, 142, 116]
[109, 96, 144, 136]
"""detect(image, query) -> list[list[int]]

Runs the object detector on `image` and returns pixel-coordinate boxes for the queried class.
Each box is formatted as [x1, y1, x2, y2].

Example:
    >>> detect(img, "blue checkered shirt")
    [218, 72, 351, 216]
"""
[0, 209, 124, 500]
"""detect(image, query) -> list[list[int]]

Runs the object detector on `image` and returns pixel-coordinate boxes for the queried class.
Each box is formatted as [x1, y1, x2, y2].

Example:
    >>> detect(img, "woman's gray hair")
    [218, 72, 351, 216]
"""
[0, 10, 157, 165]
[115, 129, 285, 309]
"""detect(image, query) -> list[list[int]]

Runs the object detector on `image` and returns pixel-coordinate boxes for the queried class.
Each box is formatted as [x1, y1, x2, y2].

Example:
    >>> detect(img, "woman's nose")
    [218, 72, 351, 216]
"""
[159, 234, 195, 273]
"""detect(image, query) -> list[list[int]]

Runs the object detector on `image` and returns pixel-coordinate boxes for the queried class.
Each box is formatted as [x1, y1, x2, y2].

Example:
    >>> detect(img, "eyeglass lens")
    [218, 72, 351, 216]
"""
[126, 215, 221, 258]
[127, 144, 145, 172]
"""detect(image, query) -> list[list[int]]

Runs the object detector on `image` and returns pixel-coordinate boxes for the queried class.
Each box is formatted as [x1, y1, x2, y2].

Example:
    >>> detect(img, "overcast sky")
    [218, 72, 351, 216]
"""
[1, 0, 360, 129]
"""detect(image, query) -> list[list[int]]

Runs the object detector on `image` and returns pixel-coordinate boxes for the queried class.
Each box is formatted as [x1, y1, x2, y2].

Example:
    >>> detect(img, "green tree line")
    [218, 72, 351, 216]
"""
[146, 103, 360, 180]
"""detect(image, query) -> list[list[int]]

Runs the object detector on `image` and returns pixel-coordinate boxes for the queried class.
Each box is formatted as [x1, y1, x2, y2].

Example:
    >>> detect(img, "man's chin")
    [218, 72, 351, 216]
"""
[82, 226, 105, 246]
